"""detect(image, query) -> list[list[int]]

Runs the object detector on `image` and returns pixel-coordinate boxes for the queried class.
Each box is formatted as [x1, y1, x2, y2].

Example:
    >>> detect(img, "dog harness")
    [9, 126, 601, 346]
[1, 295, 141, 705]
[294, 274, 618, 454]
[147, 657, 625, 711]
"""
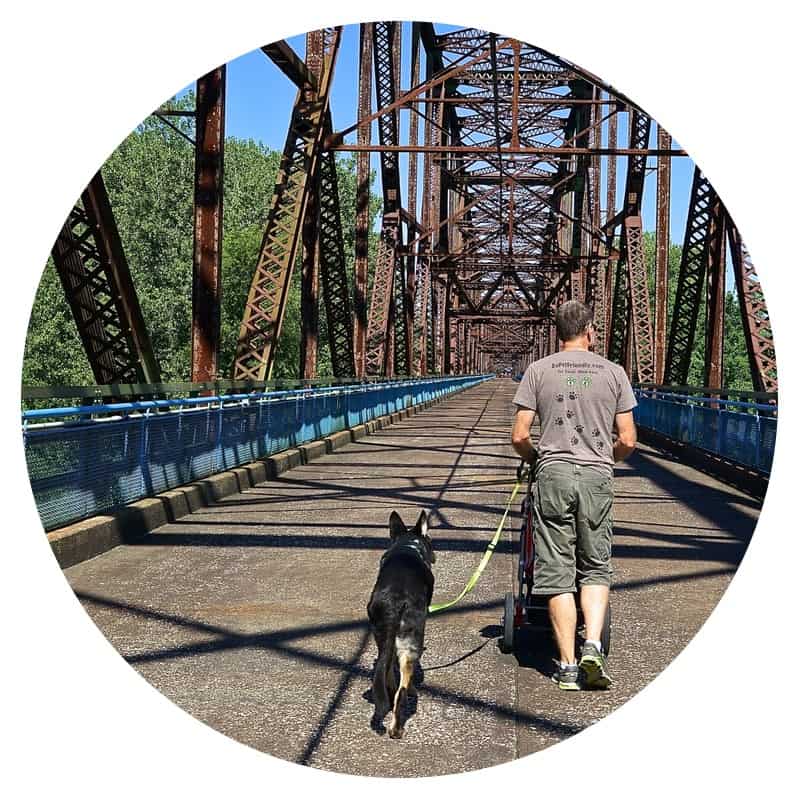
[380, 536, 434, 579]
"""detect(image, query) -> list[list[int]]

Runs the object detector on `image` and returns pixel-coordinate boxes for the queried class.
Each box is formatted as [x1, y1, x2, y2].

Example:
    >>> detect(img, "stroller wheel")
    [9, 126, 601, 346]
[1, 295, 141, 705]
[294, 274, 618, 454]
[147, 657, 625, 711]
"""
[501, 592, 516, 653]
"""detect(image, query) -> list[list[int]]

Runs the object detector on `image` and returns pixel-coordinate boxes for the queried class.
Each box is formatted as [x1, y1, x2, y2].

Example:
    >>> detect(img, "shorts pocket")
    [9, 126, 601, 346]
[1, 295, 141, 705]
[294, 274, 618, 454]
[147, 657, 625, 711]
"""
[536, 474, 573, 520]
[584, 486, 613, 530]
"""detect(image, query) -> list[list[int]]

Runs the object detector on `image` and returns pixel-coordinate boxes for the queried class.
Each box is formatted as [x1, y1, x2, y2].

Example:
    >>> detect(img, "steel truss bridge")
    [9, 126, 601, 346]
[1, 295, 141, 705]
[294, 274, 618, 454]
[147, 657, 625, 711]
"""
[49, 22, 776, 393]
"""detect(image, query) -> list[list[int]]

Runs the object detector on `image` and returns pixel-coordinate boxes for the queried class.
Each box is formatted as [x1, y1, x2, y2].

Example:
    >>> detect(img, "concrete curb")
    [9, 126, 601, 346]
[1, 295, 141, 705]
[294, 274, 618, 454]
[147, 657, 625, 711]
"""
[48, 382, 482, 569]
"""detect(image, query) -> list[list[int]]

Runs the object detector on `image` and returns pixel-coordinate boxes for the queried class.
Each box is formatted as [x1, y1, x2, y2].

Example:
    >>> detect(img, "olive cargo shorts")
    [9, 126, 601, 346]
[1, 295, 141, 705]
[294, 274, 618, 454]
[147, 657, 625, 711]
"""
[532, 462, 614, 594]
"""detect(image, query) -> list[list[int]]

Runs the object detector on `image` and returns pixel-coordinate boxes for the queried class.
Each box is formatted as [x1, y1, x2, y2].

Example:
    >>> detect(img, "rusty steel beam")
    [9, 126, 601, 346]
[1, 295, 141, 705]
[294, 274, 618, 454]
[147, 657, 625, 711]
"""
[353, 23, 372, 378]
[392, 21, 411, 375]
[299, 175, 320, 379]
[586, 88, 606, 355]
[410, 97, 608, 105]
[330, 144, 684, 156]
[406, 22, 421, 374]
[262, 40, 317, 90]
[703, 205, 727, 388]
[654, 125, 671, 384]
[330, 37, 504, 144]
[603, 94, 618, 350]
[316, 139, 355, 378]
[233, 28, 341, 381]
[624, 215, 655, 382]
[663, 168, 719, 386]
[299, 32, 324, 380]
[727, 222, 777, 393]
[365, 21, 405, 377]
[191, 66, 225, 382]
[607, 109, 652, 376]
[415, 81, 434, 375]
[51, 171, 161, 385]
[365, 233, 397, 376]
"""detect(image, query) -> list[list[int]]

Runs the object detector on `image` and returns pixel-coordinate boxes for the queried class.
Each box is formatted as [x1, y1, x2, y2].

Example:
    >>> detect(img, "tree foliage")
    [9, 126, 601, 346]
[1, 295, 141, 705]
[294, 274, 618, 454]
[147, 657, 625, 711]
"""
[641, 230, 753, 390]
[23, 102, 380, 386]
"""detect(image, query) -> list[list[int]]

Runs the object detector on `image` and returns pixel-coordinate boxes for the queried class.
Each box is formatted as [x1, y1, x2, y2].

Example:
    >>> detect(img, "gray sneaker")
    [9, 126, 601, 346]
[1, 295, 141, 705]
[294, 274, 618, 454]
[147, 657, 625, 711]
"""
[551, 662, 580, 691]
[579, 642, 612, 689]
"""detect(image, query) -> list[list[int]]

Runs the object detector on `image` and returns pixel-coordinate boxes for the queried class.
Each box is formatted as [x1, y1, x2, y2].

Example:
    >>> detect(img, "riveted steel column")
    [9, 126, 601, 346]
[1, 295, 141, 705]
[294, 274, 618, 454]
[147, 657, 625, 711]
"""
[703, 203, 726, 388]
[299, 31, 324, 379]
[654, 125, 671, 384]
[353, 23, 372, 378]
[191, 66, 225, 382]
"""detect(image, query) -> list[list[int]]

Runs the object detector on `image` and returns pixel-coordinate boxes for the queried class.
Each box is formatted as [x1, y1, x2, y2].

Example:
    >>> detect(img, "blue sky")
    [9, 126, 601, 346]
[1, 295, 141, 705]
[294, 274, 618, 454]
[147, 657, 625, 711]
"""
[179, 21, 697, 246]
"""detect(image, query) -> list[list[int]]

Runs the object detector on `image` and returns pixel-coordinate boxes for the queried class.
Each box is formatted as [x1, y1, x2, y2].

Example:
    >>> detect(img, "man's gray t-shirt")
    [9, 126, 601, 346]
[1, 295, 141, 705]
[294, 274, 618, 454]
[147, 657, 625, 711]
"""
[512, 350, 637, 476]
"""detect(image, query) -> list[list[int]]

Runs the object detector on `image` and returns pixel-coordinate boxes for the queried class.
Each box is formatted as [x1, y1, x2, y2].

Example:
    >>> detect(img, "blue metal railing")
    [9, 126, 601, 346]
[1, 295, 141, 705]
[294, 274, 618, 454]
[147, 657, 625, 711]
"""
[23, 374, 492, 531]
[633, 389, 777, 475]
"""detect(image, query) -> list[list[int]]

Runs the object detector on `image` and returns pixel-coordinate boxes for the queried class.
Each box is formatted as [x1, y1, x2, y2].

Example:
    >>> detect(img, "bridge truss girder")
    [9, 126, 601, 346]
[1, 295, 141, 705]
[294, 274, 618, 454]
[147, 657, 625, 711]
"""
[48, 22, 777, 396]
[51, 171, 161, 385]
[232, 27, 342, 381]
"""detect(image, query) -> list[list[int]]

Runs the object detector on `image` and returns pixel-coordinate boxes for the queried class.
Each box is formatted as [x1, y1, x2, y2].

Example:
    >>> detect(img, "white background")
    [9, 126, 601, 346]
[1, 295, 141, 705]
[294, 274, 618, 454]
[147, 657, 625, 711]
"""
[1, 2, 797, 797]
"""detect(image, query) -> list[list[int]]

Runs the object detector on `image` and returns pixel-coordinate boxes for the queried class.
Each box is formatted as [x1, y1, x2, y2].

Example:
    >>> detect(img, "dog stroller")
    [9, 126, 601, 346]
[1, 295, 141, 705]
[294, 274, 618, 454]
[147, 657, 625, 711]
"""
[500, 458, 611, 655]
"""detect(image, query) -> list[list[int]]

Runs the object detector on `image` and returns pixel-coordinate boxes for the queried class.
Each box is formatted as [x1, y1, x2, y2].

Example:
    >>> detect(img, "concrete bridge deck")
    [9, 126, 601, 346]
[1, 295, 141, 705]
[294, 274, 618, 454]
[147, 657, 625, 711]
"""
[63, 379, 760, 777]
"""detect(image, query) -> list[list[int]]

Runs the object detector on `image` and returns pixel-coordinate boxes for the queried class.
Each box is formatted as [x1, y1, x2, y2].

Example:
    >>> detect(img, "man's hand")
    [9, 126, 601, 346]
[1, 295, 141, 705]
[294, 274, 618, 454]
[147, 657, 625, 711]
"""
[511, 408, 537, 463]
[613, 410, 637, 462]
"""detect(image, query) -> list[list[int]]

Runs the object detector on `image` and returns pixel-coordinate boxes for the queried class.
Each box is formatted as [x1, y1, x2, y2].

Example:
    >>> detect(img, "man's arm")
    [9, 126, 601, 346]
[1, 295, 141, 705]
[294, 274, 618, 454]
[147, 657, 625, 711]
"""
[511, 408, 537, 463]
[613, 410, 637, 462]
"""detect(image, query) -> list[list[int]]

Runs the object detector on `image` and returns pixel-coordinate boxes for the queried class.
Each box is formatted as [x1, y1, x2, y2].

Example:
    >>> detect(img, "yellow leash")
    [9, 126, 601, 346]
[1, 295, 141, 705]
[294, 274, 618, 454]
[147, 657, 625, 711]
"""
[428, 478, 523, 614]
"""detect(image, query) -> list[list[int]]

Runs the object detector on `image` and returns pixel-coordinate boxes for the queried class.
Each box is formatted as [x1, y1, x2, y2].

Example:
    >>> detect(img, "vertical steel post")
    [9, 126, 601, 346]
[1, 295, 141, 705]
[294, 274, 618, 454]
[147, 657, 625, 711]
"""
[703, 203, 726, 388]
[604, 95, 618, 347]
[191, 66, 226, 382]
[406, 22, 421, 374]
[299, 31, 324, 379]
[654, 125, 671, 384]
[353, 23, 372, 378]
[300, 175, 320, 378]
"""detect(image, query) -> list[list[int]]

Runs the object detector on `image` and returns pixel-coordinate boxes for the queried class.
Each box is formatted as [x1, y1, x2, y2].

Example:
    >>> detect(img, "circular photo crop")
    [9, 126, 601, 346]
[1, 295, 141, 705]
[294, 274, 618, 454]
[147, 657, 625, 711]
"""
[21, 21, 776, 777]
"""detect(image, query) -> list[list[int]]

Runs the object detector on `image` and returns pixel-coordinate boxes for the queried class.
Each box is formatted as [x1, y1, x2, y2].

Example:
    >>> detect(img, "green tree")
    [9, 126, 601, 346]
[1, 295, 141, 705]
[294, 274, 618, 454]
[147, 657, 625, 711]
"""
[640, 231, 753, 390]
[23, 107, 381, 387]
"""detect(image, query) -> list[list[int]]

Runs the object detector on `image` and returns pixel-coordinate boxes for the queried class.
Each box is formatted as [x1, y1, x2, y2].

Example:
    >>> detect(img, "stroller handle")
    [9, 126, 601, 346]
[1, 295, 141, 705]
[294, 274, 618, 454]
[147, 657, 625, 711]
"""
[516, 451, 539, 483]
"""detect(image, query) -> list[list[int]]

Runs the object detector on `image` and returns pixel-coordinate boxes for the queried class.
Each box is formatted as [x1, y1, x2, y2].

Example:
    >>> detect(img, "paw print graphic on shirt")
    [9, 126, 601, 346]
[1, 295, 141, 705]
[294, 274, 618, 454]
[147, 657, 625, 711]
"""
[568, 391, 578, 401]
[575, 424, 584, 434]
[555, 416, 564, 426]
[597, 441, 604, 449]
[571, 436, 579, 446]
[556, 393, 564, 402]
[592, 428, 600, 437]
[566, 409, 574, 419]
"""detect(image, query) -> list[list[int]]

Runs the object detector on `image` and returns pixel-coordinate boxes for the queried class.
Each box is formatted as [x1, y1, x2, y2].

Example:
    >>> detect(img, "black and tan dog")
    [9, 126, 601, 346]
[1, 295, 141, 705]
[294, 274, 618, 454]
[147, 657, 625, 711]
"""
[367, 510, 435, 739]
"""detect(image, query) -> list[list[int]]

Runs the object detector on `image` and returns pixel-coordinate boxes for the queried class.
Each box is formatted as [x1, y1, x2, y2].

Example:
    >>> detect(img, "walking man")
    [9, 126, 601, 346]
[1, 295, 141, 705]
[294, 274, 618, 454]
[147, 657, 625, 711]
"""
[511, 300, 637, 690]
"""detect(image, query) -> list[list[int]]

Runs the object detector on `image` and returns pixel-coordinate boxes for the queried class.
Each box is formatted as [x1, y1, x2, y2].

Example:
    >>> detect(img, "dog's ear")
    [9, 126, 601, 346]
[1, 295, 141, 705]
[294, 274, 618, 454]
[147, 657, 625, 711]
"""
[416, 511, 435, 562]
[389, 511, 406, 540]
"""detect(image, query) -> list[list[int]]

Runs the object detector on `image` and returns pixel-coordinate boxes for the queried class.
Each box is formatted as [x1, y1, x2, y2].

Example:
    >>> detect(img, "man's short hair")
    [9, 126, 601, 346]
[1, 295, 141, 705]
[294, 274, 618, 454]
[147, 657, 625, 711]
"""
[555, 300, 594, 342]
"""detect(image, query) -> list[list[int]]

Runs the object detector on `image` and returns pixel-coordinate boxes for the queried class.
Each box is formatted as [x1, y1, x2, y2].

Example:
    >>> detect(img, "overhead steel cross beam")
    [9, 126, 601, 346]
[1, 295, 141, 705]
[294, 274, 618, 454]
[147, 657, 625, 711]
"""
[51, 171, 161, 385]
[233, 27, 342, 381]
